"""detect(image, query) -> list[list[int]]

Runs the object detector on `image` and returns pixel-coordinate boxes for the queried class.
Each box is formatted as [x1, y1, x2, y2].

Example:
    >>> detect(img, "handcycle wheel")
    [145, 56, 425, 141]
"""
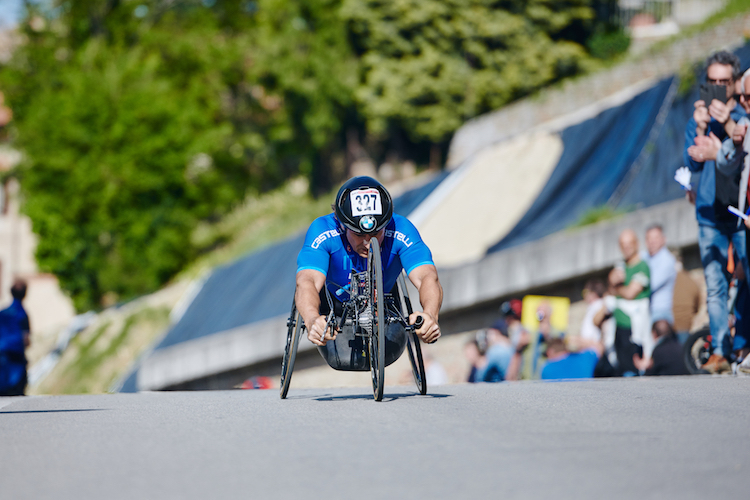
[280, 298, 304, 399]
[398, 275, 427, 395]
[368, 238, 386, 401]
[683, 328, 711, 375]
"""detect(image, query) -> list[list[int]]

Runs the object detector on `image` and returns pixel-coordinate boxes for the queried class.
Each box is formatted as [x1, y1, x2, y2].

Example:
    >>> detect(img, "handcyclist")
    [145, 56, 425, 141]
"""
[295, 176, 442, 363]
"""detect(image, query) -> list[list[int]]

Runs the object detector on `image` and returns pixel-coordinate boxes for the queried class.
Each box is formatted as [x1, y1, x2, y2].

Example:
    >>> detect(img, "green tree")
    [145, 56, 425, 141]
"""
[11, 42, 236, 310]
[342, 0, 594, 142]
[249, 0, 358, 192]
[1, 1, 264, 309]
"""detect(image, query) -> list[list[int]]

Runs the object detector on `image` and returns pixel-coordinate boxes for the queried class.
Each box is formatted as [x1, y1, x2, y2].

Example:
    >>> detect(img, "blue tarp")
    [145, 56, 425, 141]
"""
[488, 42, 750, 253]
[120, 173, 450, 391]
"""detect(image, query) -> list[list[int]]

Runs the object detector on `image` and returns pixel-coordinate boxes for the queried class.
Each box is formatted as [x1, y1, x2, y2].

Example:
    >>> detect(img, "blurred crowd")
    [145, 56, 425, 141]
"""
[465, 225, 703, 381]
[466, 49, 750, 382]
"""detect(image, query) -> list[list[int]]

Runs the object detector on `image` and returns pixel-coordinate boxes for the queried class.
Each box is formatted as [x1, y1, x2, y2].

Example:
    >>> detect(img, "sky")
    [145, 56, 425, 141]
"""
[0, 0, 23, 28]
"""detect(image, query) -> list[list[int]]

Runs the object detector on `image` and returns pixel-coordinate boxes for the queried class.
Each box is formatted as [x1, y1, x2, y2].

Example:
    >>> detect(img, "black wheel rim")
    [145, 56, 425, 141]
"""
[406, 333, 427, 395]
[398, 275, 427, 395]
[368, 238, 385, 401]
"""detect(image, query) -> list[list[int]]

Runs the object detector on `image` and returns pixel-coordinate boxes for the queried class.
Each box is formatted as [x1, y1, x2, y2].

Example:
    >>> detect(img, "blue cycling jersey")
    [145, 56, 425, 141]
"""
[297, 213, 434, 299]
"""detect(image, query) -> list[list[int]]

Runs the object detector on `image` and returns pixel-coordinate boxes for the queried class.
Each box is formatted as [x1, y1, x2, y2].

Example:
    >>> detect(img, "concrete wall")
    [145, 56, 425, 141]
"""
[137, 198, 698, 390]
[439, 198, 696, 312]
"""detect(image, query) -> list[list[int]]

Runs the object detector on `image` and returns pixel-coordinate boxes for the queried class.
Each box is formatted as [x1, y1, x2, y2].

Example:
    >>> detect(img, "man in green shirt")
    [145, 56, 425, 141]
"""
[595, 229, 652, 376]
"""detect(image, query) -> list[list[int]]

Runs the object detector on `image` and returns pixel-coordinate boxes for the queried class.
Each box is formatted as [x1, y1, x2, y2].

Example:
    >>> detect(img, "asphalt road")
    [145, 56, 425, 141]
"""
[1, 376, 748, 500]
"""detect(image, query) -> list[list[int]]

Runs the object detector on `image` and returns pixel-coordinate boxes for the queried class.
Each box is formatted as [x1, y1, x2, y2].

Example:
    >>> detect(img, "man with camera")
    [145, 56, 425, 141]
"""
[683, 51, 747, 374]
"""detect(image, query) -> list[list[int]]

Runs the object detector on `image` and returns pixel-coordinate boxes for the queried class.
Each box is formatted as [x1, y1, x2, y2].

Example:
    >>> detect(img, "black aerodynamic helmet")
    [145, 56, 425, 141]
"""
[334, 176, 393, 234]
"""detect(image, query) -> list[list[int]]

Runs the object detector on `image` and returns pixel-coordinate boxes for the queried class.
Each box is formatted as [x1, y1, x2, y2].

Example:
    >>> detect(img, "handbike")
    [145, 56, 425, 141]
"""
[279, 238, 428, 401]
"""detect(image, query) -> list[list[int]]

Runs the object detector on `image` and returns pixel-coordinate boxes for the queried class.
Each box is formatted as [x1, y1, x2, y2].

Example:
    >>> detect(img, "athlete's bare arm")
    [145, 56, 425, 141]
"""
[295, 269, 336, 346]
[407, 264, 443, 343]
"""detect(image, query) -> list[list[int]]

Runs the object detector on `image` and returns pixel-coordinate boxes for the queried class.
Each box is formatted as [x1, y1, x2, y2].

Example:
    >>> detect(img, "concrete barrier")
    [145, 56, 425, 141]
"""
[440, 198, 697, 312]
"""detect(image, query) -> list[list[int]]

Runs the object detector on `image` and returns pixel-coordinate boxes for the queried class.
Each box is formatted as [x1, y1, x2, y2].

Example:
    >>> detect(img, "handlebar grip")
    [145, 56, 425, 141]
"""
[414, 315, 424, 329]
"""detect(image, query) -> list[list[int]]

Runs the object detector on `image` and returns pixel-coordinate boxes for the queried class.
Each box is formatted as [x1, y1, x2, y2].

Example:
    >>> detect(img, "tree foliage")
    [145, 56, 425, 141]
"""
[1, 0, 605, 310]
[342, 0, 594, 142]
[1, 0, 352, 309]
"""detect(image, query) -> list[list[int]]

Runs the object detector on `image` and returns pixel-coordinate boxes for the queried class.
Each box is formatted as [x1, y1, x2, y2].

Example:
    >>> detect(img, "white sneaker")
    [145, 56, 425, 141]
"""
[739, 355, 750, 375]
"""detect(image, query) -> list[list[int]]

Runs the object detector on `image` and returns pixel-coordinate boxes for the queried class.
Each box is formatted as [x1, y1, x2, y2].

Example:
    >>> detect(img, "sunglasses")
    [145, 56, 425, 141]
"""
[707, 78, 733, 86]
[735, 93, 750, 101]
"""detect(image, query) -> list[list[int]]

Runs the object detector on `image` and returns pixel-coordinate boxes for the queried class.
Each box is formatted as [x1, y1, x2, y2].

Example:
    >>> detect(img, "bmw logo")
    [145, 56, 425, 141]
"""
[359, 215, 376, 232]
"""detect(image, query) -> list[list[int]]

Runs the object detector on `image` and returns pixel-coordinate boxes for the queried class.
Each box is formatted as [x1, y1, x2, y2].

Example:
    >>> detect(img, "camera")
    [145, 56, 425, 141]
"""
[699, 83, 728, 105]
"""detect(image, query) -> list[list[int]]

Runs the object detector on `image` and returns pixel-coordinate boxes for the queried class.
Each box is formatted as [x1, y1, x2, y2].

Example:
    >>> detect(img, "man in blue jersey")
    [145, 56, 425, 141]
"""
[296, 176, 442, 355]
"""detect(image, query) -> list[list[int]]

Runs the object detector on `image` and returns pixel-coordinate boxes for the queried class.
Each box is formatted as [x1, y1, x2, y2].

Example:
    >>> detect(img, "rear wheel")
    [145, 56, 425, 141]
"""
[368, 238, 386, 401]
[280, 299, 304, 399]
[683, 328, 711, 375]
[406, 334, 427, 395]
[399, 275, 427, 395]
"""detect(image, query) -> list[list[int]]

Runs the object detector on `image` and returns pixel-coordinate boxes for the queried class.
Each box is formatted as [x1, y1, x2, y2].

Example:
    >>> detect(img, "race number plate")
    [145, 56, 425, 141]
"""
[349, 188, 382, 216]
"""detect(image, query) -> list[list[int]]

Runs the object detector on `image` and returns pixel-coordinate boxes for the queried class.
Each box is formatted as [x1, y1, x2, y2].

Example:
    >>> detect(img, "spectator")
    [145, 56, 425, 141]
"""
[580, 280, 609, 343]
[499, 299, 529, 380]
[713, 67, 750, 372]
[580, 280, 617, 376]
[684, 51, 748, 374]
[531, 300, 564, 377]
[642, 225, 676, 324]
[484, 320, 515, 381]
[464, 328, 511, 383]
[595, 229, 652, 376]
[499, 299, 529, 351]
[672, 254, 701, 344]
[464, 338, 485, 383]
[730, 263, 750, 373]
[540, 338, 600, 380]
[633, 320, 689, 376]
[0, 279, 31, 396]
[735, 279, 750, 374]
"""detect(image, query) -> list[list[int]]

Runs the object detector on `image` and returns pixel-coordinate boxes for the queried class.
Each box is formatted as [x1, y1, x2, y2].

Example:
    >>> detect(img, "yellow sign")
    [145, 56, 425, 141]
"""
[520, 295, 570, 333]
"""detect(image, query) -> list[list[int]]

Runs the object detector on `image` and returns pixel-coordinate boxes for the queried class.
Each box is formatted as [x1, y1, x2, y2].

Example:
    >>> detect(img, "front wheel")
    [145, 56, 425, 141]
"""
[280, 299, 304, 399]
[683, 328, 711, 375]
[368, 238, 386, 401]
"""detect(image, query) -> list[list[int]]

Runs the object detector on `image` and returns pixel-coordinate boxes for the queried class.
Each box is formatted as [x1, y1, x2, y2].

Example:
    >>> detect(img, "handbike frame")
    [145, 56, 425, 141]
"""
[280, 239, 427, 400]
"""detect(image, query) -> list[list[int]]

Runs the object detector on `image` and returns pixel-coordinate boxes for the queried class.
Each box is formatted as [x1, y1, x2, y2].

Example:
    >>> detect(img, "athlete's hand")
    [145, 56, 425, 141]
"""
[306, 314, 336, 346]
[411, 312, 440, 344]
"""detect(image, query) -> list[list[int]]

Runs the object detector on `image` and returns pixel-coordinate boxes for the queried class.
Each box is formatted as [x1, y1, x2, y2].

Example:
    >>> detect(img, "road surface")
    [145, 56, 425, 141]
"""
[1, 376, 747, 499]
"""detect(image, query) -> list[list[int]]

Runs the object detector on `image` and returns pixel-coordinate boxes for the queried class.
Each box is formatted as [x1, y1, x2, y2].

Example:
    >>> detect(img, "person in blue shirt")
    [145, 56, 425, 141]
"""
[683, 50, 748, 374]
[541, 338, 600, 381]
[295, 176, 442, 368]
[0, 279, 31, 396]
[642, 224, 676, 324]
